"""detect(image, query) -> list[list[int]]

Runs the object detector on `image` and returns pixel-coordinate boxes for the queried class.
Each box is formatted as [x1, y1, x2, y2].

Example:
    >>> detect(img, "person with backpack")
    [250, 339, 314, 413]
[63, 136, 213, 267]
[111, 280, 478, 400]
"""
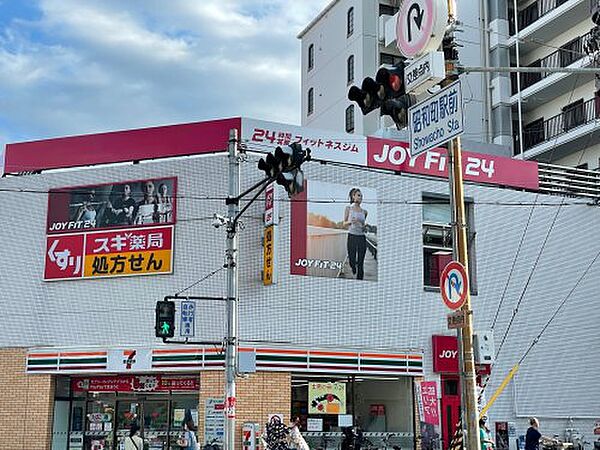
[177, 420, 199, 450]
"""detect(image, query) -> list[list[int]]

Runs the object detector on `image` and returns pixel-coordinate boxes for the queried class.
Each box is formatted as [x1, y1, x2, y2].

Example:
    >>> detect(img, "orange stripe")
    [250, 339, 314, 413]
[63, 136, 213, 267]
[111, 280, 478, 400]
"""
[256, 348, 307, 355]
[29, 353, 59, 358]
[153, 348, 202, 354]
[310, 350, 359, 357]
[60, 351, 107, 357]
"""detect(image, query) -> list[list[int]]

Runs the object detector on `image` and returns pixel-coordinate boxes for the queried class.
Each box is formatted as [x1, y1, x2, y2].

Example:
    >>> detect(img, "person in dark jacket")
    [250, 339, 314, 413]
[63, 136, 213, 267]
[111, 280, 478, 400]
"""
[525, 417, 543, 450]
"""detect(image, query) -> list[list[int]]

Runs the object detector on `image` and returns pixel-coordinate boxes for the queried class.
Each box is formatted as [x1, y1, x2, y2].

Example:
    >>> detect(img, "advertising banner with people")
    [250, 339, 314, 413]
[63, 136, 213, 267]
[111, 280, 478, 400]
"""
[291, 180, 378, 281]
[44, 177, 176, 280]
[308, 382, 347, 414]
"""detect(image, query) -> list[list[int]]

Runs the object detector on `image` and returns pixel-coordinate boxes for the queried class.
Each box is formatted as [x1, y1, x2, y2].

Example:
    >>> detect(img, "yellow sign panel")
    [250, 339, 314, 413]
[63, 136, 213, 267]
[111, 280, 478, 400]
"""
[263, 225, 274, 285]
[84, 249, 172, 278]
[308, 382, 347, 414]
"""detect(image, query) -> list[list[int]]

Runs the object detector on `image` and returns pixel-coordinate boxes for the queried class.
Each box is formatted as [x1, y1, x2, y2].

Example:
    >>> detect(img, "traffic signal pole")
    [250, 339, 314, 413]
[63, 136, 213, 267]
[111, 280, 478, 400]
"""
[224, 128, 240, 450]
[446, 0, 480, 448]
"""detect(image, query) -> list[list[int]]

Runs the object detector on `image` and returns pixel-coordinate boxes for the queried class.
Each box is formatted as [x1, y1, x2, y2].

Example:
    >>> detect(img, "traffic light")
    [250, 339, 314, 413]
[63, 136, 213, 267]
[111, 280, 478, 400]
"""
[348, 63, 416, 129]
[257, 143, 311, 197]
[155, 299, 175, 339]
[348, 77, 383, 115]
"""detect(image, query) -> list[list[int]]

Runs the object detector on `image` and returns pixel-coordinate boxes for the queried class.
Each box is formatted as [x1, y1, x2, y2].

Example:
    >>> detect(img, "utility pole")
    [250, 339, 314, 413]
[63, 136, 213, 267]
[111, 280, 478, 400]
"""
[446, 0, 480, 449]
[224, 128, 240, 450]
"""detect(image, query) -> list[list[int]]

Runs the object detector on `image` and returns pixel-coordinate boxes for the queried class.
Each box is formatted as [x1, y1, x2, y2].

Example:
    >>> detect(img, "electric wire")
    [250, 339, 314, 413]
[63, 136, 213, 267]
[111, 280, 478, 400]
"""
[517, 245, 600, 365]
[174, 266, 225, 296]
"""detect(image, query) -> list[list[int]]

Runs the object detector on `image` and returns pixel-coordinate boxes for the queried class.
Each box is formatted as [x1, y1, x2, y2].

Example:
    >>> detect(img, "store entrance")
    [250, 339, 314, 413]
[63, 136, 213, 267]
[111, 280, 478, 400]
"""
[68, 375, 199, 450]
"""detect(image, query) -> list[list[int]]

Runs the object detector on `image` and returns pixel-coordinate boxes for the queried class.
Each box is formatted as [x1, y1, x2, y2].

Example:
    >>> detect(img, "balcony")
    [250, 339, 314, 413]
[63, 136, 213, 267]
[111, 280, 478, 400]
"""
[506, 0, 588, 53]
[509, 30, 596, 110]
[515, 97, 600, 159]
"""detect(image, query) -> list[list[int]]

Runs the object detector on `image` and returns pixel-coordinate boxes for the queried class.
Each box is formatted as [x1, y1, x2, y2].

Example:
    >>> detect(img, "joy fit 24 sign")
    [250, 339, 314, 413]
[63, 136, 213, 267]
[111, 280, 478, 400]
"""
[396, 0, 449, 58]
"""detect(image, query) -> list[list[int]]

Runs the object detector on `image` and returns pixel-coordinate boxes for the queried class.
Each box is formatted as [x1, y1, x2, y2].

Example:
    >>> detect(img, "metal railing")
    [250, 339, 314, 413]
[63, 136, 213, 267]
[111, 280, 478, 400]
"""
[509, 0, 570, 33]
[538, 162, 600, 199]
[519, 97, 599, 150]
[511, 31, 593, 93]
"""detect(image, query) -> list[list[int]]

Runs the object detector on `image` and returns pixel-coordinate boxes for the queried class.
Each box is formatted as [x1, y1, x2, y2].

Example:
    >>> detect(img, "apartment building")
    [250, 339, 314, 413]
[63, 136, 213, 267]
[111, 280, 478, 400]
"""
[298, 0, 600, 169]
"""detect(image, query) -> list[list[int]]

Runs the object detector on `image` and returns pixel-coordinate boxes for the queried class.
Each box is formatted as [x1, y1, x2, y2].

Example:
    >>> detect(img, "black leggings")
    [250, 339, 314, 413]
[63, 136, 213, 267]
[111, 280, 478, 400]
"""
[347, 234, 367, 280]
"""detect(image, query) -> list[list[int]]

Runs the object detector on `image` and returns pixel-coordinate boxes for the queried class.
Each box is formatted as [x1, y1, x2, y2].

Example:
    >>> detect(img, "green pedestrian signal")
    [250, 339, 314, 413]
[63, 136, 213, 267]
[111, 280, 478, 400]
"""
[155, 300, 175, 339]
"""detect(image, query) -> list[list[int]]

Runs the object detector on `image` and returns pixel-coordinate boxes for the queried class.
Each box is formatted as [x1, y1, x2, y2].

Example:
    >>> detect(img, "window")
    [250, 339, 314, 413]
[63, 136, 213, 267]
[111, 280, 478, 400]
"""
[422, 196, 477, 293]
[347, 55, 354, 85]
[345, 105, 355, 133]
[308, 44, 314, 71]
[560, 37, 581, 67]
[347, 7, 354, 37]
[307, 88, 314, 116]
[523, 118, 545, 149]
[380, 53, 403, 66]
[562, 99, 585, 131]
[379, 4, 399, 16]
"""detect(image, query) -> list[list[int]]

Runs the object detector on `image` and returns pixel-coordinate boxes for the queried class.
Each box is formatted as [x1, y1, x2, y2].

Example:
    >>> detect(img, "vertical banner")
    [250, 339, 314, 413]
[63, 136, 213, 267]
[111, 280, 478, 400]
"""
[308, 382, 347, 414]
[291, 180, 378, 281]
[263, 183, 279, 285]
[416, 380, 441, 450]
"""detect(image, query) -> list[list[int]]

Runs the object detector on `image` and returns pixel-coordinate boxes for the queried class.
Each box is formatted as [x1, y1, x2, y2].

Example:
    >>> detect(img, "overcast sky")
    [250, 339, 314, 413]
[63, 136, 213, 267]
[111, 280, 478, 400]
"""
[0, 0, 330, 150]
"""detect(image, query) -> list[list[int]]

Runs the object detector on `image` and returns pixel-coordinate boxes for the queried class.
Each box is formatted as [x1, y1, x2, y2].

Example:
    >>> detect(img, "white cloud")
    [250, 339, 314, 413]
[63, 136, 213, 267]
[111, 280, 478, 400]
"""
[0, 0, 330, 145]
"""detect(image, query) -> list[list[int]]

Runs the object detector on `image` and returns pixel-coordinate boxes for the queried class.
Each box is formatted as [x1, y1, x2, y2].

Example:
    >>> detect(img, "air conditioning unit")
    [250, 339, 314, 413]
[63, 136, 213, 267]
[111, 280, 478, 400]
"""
[474, 330, 495, 364]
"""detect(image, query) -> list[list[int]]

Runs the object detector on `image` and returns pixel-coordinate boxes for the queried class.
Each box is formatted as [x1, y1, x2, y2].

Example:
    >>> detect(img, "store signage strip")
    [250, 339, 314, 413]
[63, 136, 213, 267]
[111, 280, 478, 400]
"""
[241, 118, 540, 191]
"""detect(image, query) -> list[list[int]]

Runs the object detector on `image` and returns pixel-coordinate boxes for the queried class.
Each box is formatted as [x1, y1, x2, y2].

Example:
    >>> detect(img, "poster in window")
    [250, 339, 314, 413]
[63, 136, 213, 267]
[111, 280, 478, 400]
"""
[308, 382, 347, 414]
[291, 181, 378, 281]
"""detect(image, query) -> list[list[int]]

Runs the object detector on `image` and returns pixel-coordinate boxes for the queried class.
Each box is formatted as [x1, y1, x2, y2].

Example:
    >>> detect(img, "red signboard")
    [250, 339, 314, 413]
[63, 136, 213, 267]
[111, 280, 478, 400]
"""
[5, 118, 239, 174]
[367, 137, 539, 191]
[45, 225, 173, 280]
[71, 375, 199, 393]
[432, 335, 458, 373]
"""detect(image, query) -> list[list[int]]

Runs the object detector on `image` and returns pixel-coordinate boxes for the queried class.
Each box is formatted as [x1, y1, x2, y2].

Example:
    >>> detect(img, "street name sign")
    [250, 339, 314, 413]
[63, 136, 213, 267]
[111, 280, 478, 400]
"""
[396, 0, 448, 58]
[440, 261, 468, 310]
[447, 310, 467, 329]
[405, 51, 446, 94]
[408, 80, 464, 157]
[179, 299, 196, 337]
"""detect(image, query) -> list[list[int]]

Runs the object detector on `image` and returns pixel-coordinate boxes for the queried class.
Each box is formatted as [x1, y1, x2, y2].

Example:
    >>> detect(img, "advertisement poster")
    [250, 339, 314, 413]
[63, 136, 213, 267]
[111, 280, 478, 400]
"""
[44, 177, 176, 281]
[204, 398, 225, 445]
[291, 181, 378, 281]
[308, 382, 347, 414]
[416, 380, 441, 450]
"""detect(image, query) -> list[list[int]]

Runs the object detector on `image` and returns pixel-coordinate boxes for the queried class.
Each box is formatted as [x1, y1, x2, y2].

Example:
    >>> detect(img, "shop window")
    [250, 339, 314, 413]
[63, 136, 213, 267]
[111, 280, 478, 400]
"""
[308, 44, 314, 71]
[347, 7, 354, 37]
[345, 105, 355, 133]
[562, 99, 585, 131]
[422, 196, 477, 294]
[308, 88, 314, 116]
[347, 55, 354, 85]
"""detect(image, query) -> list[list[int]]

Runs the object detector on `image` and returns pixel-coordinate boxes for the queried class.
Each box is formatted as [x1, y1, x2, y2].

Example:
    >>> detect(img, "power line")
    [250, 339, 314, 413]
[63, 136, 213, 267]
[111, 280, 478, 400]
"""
[174, 266, 226, 296]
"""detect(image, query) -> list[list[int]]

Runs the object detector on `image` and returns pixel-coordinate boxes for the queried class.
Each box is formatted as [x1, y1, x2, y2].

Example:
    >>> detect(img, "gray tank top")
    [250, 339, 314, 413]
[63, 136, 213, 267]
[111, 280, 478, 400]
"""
[348, 208, 366, 235]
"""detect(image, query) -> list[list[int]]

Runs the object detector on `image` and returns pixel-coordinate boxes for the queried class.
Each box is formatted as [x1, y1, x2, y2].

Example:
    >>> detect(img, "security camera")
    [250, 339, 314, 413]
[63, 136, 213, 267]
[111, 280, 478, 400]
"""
[212, 213, 227, 229]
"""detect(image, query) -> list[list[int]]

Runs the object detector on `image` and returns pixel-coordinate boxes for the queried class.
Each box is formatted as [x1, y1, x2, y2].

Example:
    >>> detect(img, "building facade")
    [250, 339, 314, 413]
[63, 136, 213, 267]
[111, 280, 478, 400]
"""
[298, 0, 600, 169]
[1, 117, 599, 450]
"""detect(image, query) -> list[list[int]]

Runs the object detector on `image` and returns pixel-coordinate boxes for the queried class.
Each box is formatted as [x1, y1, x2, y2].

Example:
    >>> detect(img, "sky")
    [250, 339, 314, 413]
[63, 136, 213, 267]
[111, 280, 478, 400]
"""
[0, 0, 331, 151]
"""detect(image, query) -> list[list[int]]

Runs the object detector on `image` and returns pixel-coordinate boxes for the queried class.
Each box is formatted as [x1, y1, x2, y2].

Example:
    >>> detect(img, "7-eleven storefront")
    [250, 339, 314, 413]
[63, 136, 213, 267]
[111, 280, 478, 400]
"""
[25, 346, 423, 450]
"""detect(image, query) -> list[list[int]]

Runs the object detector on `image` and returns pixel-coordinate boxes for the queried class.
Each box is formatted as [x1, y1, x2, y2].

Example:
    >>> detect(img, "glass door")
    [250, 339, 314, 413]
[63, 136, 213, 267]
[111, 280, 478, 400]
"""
[143, 400, 170, 450]
[116, 400, 140, 450]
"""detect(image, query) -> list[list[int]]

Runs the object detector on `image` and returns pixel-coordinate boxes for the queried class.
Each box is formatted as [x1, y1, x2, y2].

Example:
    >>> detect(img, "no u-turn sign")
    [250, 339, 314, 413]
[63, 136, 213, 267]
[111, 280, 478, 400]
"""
[440, 261, 468, 310]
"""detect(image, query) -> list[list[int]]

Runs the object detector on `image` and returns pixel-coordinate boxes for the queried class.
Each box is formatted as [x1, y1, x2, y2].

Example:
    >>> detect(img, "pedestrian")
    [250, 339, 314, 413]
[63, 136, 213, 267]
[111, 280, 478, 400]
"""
[288, 417, 309, 450]
[177, 419, 199, 450]
[525, 417, 543, 450]
[344, 187, 368, 280]
[124, 422, 144, 450]
[479, 417, 495, 450]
